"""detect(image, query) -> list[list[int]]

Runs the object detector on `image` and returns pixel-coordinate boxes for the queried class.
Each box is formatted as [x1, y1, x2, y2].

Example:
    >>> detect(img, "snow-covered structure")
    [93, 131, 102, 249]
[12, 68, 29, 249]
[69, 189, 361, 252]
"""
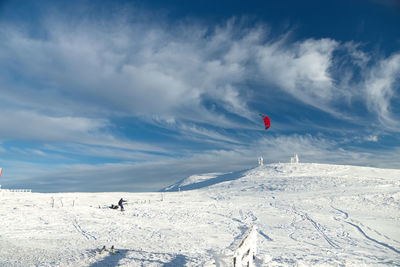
[258, 156, 264, 166]
[233, 225, 258, 267]
[290, 154, 299, 164]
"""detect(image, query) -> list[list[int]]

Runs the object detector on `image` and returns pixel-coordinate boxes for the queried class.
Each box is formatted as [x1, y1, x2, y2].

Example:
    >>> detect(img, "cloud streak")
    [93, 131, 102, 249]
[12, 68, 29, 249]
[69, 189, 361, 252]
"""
[0, 2, 399, 192]
[2, 133, 399, 192]
[1, 14, 399, 131]
[364, 54, 400, 129]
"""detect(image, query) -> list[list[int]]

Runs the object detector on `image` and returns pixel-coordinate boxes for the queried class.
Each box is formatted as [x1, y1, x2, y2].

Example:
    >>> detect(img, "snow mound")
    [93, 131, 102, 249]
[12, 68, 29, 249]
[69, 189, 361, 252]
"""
[163, 162, 400, 193]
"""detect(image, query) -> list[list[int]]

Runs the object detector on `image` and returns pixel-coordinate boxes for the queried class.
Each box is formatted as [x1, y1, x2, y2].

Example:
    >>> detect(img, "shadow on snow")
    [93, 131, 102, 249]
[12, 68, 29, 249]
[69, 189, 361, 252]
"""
[162, 254, 188, 266]
[89, 249, 129, 267]
[162, 169, 250, 192]
[89, 249, 188, 267]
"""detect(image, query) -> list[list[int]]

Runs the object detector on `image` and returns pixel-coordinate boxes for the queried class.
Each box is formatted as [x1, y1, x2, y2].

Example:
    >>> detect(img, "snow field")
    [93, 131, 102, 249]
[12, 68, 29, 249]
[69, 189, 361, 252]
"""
[0, 163, 399, 266]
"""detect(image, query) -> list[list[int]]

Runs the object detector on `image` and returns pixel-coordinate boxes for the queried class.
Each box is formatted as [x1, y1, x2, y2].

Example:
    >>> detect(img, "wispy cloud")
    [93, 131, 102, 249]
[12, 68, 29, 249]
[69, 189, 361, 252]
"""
[364, 54, 400, 129]
[0, 109, 107, 142]
[257, 38, 338, 106]
[3, 133, 399, 192]
[0, 2, 399, 191]
[365, 135, 378, 142]
[1, 13, 399, 133]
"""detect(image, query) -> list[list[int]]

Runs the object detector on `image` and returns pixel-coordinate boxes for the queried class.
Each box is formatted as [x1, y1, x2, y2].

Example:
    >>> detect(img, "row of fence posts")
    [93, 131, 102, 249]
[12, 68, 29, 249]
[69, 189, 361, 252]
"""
[0, 189, 32, 192]
[51, 197, 75, 208]
[48, 194, 166, 208]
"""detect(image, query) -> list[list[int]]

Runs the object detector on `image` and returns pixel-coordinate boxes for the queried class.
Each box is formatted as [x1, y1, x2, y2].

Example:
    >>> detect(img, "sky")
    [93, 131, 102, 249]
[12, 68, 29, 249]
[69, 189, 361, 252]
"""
[0, 0, 399, 192]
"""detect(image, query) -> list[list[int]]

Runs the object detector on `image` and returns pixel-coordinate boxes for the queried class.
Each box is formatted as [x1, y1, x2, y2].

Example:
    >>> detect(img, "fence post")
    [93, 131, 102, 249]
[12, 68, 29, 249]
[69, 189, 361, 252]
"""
[233, 225, 257, 267]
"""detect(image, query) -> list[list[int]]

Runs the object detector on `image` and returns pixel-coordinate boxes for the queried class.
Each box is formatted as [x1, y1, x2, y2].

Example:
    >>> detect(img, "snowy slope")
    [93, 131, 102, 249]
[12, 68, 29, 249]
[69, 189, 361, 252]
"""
[161, 169, 250, 192]
[0, 163, 399, 266]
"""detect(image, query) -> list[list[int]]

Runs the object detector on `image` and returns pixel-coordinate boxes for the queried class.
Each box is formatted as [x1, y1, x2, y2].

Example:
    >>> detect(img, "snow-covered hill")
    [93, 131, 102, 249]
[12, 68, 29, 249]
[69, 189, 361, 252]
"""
[161, 168, 250, 192]
[0, 163, 399, 266]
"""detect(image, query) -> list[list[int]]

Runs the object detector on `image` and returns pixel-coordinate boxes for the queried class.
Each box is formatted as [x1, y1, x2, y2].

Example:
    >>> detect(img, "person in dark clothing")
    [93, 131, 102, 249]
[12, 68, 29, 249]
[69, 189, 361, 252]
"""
[118, 198, 127, 211]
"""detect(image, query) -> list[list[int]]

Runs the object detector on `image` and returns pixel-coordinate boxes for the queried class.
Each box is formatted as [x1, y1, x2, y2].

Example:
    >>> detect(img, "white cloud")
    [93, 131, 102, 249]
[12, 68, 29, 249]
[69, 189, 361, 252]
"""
[1, 14, 398, 134]
[0, 109, 165, 153]
[0, 8, 399, 185]
[364, 53, 400, 129]
[0, 110, 106, 141]
[365, 135, 379, 142]
[256, 38, 338, 106]
[4, 133, 399, 192]
[0, 5, 399, 133]
[0, 17, 339, 129]
[343, 42, 370, 69]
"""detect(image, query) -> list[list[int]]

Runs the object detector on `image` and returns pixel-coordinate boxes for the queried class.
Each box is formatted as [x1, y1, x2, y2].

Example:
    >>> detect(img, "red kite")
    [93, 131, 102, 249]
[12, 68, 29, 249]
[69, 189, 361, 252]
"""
[259, 114, 271, 130]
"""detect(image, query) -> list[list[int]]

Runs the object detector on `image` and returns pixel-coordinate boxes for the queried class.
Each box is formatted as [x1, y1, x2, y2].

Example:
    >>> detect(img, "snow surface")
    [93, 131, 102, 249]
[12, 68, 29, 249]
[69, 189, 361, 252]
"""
[0, 163, 399, 266]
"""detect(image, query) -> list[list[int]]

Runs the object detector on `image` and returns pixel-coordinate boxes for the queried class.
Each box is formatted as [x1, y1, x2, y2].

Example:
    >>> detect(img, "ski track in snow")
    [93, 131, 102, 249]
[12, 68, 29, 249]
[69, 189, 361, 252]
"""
[331, 204, 400, 256]
[0, 163, 400, 266]
[346, 222, 400, 255]
[292, 206, 341, 250]
[330, 205, 349, 220]
[73, 218, 97, 241]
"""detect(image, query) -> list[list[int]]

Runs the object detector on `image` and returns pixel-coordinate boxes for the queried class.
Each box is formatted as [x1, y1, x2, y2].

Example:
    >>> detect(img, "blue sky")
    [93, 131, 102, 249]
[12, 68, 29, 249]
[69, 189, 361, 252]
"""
[0, 0, 399, 192]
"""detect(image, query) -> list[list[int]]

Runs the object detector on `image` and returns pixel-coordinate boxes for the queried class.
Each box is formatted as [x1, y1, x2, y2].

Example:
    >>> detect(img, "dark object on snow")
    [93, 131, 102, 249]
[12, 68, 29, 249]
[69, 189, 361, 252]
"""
[98, 245, 107, 254]
[97, 245, 119, 255]
[118, 198, 127, 211]
[109, 204, 119, 209]
[110, 245, 119, 254]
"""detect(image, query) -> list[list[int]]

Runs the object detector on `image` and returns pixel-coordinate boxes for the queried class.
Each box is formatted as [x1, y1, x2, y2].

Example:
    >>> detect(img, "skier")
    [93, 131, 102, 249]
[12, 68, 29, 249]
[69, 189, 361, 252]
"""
[118, 198, 127, 211]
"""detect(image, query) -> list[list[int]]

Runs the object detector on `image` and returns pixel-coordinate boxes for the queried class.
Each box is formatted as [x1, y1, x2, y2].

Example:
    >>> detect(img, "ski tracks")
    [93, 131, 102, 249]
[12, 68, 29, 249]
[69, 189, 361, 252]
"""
[239, 209, 257, 224]
[331, 204, 400, 255]
[348, 218, 400, 245]
[73, 218, 97, 241]
[346, 221, 400, 255]
[330, 206, 348, 220]
[303, 213, 341, 249]
[292, 206, 341, 249]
